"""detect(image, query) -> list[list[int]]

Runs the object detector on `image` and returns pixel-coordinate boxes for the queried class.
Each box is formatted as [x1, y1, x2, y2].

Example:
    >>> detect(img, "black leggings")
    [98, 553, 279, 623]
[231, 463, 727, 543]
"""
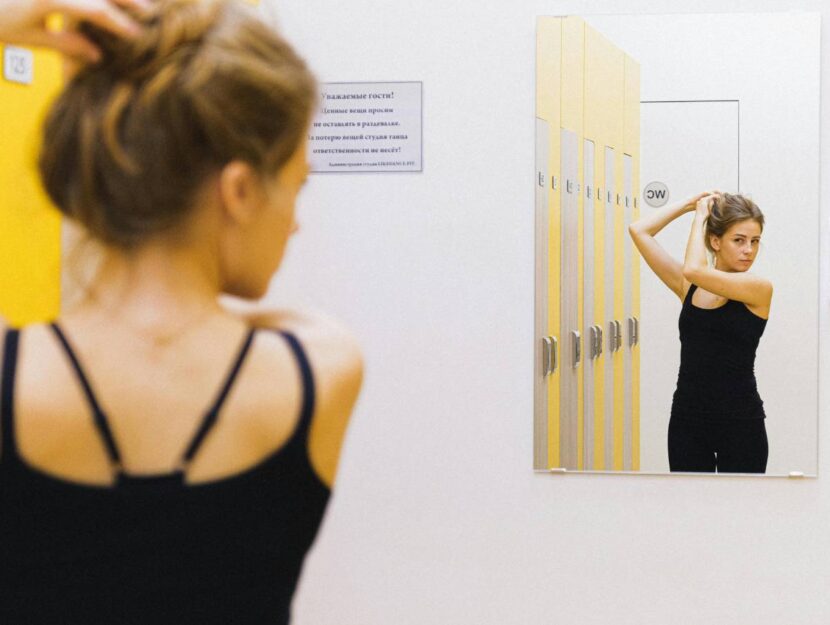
[668, 418, 768, 473]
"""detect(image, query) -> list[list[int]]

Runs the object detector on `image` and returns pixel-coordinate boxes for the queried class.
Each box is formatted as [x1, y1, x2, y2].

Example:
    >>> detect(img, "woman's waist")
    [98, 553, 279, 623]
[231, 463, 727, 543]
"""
[671, 387, 764, 420]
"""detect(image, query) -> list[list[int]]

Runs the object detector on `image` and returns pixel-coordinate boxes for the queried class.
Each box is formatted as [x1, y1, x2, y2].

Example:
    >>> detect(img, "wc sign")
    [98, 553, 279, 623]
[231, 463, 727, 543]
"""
[643, 181, 669, 208]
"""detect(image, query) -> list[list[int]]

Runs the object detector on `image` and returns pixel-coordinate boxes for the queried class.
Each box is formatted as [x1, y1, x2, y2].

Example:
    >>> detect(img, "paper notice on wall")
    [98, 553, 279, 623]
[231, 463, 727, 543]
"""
[309, 82, 422, 173]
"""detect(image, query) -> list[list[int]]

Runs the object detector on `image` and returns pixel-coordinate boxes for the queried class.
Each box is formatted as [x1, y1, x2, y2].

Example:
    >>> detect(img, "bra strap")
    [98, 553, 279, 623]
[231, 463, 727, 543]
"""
[180, 328, 257, 466]
[50, 323, 123, 468]
[274, 331, 316, 442]
[1, 329, 20, 460]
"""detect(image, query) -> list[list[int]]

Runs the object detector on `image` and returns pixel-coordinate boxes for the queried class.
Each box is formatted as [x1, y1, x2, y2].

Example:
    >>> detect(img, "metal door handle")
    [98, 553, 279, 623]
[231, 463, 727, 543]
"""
[608, 321, 616, 353]
[628, 317, 636, 347]
[615, 320, 622, 351]
[542, 337, 552, 376]
[588, 326, 598, 359]
[551, 336, 558, 373]
[572, 331, 581, 368]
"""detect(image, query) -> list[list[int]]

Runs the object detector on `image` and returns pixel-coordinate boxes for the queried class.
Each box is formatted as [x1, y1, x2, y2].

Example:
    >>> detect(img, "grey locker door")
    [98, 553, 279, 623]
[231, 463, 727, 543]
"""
[534, 118, 550, 470]
[583, 139, 595, 470]
[623, 153, 633, 471]
[560, 128, 579, 470]
[604, 146, 615, 471]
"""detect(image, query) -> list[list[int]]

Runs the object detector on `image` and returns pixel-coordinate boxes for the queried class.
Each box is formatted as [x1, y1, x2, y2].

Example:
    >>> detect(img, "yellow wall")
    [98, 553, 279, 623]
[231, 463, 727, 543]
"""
[0, 45, 63, 326]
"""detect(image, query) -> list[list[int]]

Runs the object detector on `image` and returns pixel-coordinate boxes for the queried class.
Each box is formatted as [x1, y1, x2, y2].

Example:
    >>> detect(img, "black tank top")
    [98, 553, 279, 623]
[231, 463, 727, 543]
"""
[672, 284, 767, 421]
[0, 324, 330, 624]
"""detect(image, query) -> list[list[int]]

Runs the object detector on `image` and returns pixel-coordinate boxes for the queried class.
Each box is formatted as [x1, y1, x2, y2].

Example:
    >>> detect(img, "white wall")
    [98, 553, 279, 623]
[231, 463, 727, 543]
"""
[258, 1, 830, 623]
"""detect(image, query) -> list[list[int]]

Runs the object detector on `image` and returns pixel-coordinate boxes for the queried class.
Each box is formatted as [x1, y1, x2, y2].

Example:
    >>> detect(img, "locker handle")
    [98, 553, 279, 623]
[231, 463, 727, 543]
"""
[596, 325, 603, 357]
[628, 317, 636, 348]
[608, 320, 617, 353]
[615, 320, 622, 351]
[551, 336, 558, 373]
[588, 326, 598, 359]
[541, 337, 552, 376]
[572, 331, 581, 368]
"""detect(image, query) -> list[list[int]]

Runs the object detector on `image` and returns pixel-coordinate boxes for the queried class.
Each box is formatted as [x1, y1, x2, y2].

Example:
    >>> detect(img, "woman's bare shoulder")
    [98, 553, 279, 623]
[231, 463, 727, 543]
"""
[230, 306, 363, 487]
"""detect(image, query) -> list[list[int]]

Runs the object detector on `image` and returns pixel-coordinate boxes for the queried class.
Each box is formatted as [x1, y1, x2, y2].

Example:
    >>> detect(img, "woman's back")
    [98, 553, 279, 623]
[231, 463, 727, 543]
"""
[0, 316, 346, 624]
[0, 1, 363, 619]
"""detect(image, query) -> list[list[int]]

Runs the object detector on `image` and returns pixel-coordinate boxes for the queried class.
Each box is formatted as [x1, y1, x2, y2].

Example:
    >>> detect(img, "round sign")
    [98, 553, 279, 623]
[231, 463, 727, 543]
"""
[643, 181, 669, 208]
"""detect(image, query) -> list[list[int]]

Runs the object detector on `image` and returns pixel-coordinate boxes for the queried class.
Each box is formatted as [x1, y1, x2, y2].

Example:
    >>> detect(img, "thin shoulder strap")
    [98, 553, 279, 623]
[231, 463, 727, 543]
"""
[275, 330, 316, 441]
[180, 328, 257, 466]
[1, 329, 20, 459]
[685, 282, 698, 302]
[50, 323, 123, 468]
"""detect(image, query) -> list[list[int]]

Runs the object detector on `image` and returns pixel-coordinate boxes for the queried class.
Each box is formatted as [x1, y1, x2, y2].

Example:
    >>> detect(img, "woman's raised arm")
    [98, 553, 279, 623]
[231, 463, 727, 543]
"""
[628, 192, 710, 299]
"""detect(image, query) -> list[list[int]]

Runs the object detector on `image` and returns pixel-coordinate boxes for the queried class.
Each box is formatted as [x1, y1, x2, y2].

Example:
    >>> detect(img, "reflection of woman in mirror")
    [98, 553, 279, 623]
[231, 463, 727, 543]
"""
[629, 192, 771, 473]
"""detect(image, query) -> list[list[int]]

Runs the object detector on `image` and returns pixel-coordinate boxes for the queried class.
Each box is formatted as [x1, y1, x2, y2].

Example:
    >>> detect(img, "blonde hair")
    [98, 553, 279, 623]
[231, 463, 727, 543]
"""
[39, 0, 317, 249]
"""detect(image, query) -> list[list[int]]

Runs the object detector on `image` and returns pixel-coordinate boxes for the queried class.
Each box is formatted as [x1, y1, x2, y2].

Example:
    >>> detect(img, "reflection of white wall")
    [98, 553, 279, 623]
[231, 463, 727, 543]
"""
[586, 14, 820, 475]
[640, 101, 740, 472]
[253, 3, 828, 625]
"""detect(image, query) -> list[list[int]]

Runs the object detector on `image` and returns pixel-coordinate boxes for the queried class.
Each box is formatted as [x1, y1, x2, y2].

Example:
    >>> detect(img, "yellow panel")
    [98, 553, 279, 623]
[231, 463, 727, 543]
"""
[609, 47, 625, 471]
[537, 18, 562, 468]
[585, 24, 623, 470]
[562, 16, 585, 469]
[624, 55, 641, 470]
[584, 25, 602, 470]
[0, 45, 63, 326]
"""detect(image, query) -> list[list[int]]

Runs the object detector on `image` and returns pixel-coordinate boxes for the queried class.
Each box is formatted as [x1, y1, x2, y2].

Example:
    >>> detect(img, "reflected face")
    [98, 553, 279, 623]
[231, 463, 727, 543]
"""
[710, 219, 763, 272]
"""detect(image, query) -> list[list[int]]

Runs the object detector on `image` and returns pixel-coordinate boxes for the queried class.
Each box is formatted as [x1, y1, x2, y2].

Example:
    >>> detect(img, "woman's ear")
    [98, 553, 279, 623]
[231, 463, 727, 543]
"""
[218, 161, 264, 226]
[709, 235, 721, 252]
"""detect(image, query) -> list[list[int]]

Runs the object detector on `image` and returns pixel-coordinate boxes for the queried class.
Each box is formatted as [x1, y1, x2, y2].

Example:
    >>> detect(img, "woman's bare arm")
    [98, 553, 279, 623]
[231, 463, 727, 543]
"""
[628, 192, 710, 299]
[0, 0, 147, 62]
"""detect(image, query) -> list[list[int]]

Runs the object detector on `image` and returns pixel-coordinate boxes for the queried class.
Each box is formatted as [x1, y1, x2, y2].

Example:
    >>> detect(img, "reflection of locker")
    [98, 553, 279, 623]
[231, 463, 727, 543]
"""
[535, 16, 640, 471]
[0, 44, 63, 325]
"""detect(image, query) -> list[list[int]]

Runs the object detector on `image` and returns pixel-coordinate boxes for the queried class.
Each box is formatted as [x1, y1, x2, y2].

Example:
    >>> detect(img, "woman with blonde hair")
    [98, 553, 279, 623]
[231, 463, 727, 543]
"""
[629, 191, 772, 473]
[0, 0, 362, 622]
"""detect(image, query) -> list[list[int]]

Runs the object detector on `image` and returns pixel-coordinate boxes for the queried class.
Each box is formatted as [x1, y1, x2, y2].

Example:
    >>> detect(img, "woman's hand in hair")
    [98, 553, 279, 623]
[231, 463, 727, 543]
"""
[695, 192, 720, 218]
[681, 191, 718, 214]
[0, 0, 148, 62]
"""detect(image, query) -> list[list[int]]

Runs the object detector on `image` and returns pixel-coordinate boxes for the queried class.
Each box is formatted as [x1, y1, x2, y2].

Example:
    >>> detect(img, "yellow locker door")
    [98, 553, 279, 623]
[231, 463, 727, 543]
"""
[0, 44, 63, 326]
[560, 16, 584, 470]
[607, 46, 625, 472]
[535, 17, 562, 469]
[623, 55, 641, 471]
[583, 23, 610, 471]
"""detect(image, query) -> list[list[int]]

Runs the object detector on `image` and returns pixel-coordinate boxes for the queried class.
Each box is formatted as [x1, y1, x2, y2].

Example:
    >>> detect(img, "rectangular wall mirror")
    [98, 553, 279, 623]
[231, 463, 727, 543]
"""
[534, 13, 820, 476]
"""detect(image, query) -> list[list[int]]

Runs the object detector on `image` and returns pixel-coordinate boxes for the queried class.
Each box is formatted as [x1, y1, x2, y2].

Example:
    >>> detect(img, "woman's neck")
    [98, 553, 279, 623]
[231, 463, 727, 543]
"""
[67, 240, 227, 339]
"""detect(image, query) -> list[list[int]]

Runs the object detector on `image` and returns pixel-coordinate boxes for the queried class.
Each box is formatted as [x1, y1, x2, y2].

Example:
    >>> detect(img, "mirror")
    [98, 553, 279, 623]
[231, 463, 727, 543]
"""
[534, 13, 820, 476]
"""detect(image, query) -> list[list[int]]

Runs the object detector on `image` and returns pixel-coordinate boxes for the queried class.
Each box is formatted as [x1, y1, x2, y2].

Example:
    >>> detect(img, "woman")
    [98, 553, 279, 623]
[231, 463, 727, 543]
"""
[0, 1, 363, 622]
[629, 191, 771, 473]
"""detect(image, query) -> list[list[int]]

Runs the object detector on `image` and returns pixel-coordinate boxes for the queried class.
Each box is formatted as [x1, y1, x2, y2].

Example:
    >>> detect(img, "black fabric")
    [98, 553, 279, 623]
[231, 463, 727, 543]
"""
[668, 416, 768, 473]
[0, 326, 329, 625]
[671, 284, 767, 421]
[669, 284, 769, 473]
